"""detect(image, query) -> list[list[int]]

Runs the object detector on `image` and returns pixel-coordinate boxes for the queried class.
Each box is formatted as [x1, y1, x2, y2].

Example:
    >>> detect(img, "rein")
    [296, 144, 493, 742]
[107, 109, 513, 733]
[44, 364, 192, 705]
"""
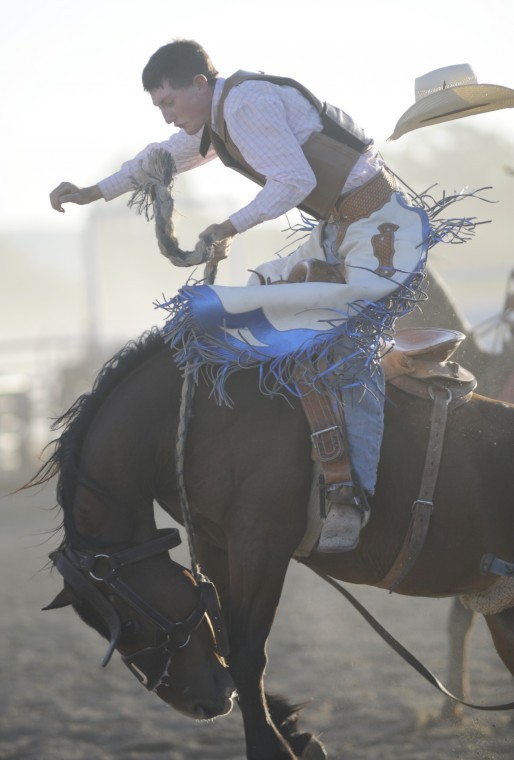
[174, 351, 230, 661]
[171, 255, 227, 643]
[310, 567, 514, 712]
[127, 148, 223, 277]
[47, 168, 229, 694]
[47, 227, 229, 688]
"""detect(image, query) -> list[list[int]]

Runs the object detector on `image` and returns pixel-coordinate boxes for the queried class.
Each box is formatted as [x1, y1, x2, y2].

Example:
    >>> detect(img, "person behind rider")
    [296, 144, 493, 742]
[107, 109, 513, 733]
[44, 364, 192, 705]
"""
[49, 39, 428, 553]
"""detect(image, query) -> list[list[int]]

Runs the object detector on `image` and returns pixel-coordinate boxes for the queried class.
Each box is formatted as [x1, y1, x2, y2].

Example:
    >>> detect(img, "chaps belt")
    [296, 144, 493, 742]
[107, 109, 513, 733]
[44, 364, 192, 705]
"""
[329, 169, 400, 250]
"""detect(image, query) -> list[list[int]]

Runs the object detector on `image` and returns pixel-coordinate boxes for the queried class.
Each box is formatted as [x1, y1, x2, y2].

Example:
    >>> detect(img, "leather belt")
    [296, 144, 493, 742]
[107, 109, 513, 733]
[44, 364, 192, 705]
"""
[329, 169, 400, 249]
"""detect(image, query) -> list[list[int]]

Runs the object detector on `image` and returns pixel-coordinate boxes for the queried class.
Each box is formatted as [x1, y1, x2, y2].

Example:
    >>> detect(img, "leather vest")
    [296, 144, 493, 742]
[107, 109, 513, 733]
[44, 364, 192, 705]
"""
[200, 70, 373, 220]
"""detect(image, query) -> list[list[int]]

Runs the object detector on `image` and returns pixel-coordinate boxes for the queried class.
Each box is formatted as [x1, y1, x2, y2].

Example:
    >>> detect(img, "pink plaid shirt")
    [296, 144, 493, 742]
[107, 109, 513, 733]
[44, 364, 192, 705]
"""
[98, 77, 382, 233]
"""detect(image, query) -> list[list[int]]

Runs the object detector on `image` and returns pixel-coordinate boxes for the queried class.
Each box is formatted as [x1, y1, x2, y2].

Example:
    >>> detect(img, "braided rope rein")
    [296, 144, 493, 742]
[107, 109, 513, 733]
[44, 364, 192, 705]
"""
[127, 148, 213, 270]
[175, 368, 202, 578]
[128, 147, 221, 578]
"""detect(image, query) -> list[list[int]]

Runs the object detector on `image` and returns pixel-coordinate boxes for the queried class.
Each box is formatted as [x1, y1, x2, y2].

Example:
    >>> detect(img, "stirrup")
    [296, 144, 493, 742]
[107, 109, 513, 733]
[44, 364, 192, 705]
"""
[316, 482, 371, 554]
[317, 502, 364, 553]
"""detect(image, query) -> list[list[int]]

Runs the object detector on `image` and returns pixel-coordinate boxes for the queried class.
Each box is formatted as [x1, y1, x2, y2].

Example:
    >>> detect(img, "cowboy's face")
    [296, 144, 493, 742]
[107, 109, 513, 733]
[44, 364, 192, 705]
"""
[151, 75, 213, 135]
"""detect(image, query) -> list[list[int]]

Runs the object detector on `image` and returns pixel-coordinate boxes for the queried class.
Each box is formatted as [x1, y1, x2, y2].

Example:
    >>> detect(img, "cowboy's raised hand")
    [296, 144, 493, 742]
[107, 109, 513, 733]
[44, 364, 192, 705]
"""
[49, 182, 103, 212]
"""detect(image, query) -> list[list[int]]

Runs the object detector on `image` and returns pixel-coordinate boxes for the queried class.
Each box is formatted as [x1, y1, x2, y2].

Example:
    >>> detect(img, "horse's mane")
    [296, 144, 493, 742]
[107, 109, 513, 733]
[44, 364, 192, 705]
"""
[24, 328, 165, 513]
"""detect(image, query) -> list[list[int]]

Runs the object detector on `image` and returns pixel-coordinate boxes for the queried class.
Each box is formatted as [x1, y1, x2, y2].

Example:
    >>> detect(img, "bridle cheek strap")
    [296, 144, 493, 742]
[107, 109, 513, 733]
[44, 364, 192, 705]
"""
[49, 528, 186, 668]
[48, 528, 229, 682]
[49, 549, 123, 666]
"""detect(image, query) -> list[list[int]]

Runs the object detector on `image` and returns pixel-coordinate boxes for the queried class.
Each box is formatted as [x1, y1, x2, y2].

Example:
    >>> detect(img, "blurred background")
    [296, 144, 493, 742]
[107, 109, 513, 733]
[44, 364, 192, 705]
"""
[1, 3, 514, 758]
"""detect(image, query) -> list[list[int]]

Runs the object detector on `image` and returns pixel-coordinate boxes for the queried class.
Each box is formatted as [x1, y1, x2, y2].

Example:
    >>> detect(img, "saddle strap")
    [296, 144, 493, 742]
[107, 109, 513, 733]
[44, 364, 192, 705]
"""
[297, 384, 353, 484]
[376, 385, 452, 591]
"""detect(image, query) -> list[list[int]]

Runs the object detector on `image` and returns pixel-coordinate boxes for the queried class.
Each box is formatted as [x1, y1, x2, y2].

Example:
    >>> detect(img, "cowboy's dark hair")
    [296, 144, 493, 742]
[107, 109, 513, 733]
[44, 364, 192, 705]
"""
[142, 39, 218, 91]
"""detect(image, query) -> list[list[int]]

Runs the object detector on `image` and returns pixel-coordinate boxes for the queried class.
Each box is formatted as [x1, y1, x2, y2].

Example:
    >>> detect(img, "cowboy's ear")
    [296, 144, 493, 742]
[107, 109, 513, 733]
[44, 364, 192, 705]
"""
[42, 585, 77, 610]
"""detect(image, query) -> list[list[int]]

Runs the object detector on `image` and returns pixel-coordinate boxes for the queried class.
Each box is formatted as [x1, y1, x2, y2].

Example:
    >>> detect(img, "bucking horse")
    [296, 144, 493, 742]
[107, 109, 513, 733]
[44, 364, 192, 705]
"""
[24, 169, 514, 758]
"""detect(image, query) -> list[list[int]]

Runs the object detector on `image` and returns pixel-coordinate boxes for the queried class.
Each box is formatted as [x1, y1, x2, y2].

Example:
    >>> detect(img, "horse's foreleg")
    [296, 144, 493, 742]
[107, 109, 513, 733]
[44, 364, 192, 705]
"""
[440, 599, 477, 720]
[227, 540, 298, 760]
[197, 538, 298, 758]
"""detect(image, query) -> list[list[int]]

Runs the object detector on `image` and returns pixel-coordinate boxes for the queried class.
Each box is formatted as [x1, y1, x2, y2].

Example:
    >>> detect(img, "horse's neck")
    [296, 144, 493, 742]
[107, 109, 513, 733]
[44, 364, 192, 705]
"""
[71, 347, 180, 546]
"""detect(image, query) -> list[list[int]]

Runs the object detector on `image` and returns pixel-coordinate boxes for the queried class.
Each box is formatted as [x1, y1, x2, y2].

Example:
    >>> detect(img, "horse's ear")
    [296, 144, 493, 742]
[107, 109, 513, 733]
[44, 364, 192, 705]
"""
[42, 585, 77, 611]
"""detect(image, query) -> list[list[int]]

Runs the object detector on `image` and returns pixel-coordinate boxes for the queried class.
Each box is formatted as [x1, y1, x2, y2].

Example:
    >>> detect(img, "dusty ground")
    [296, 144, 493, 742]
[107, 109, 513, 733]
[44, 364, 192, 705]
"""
[1, 470, 513, 760]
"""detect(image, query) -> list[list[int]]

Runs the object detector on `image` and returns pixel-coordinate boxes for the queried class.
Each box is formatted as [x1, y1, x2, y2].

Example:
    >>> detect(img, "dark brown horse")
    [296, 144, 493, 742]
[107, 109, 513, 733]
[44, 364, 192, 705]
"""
[27, 320, 514, 760]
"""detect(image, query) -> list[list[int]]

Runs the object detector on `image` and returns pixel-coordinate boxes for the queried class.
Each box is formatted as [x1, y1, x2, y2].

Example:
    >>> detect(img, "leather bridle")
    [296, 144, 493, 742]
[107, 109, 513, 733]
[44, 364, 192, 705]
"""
[49, 528, 229, 691]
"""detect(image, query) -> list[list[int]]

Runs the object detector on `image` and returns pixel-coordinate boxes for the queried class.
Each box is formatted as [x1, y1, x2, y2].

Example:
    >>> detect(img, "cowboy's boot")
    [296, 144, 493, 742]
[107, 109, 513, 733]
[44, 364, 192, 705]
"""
[317, 483, 370, 553]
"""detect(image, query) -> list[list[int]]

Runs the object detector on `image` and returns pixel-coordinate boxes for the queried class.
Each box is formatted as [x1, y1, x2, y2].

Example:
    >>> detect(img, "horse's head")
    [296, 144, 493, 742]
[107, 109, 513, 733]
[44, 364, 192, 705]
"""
[44, 528, 235, 719]
[28, 333, 235, 718]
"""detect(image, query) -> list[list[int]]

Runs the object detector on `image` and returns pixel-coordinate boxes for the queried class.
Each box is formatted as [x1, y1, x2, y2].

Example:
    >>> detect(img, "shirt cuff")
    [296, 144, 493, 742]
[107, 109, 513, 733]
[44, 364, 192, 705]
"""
[97, 172, 135, 202]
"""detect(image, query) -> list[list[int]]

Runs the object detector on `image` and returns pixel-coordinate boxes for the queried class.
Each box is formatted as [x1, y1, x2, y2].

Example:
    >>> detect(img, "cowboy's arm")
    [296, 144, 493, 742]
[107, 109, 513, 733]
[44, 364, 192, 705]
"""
[50, 183, 103, 212]
[49, 130, 216, 212]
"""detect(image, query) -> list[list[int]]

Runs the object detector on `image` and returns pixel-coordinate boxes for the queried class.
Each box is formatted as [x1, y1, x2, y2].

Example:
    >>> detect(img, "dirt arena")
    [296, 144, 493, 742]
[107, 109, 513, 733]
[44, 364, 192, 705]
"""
[1, 470, 513, 760]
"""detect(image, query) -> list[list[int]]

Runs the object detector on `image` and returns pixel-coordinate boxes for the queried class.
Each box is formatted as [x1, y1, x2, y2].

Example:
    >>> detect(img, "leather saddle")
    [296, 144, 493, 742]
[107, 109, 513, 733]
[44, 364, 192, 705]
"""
[382, 327, 476, 400]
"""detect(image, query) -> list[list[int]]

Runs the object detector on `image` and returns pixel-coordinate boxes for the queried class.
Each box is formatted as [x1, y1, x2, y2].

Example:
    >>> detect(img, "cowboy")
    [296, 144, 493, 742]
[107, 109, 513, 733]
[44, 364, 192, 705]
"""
[48, 41, 451, 553]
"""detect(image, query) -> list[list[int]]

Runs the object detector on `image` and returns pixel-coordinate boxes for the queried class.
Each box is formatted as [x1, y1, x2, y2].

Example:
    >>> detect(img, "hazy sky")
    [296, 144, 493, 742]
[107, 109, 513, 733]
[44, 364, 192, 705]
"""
[2, 0, 514, 235]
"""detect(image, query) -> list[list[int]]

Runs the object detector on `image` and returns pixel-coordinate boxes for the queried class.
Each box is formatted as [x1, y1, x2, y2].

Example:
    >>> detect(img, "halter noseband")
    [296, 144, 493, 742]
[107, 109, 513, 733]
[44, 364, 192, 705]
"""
[49, 528, 229, 691]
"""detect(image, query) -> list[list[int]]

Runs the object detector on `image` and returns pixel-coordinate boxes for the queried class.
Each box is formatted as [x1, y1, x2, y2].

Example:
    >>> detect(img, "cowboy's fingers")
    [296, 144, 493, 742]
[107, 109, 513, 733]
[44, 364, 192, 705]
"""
[211, 237, 232, 262]
[49, 182, 80, 212]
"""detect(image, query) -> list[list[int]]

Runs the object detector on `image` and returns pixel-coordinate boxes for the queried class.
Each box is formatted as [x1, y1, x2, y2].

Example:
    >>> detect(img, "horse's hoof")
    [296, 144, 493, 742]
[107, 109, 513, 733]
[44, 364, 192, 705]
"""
[300, 736, 328, 759]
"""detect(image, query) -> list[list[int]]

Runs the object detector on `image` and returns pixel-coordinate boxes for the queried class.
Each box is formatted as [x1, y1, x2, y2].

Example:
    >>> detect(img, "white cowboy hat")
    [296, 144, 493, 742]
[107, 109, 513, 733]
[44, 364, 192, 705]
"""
[388, 63, 514, 140]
